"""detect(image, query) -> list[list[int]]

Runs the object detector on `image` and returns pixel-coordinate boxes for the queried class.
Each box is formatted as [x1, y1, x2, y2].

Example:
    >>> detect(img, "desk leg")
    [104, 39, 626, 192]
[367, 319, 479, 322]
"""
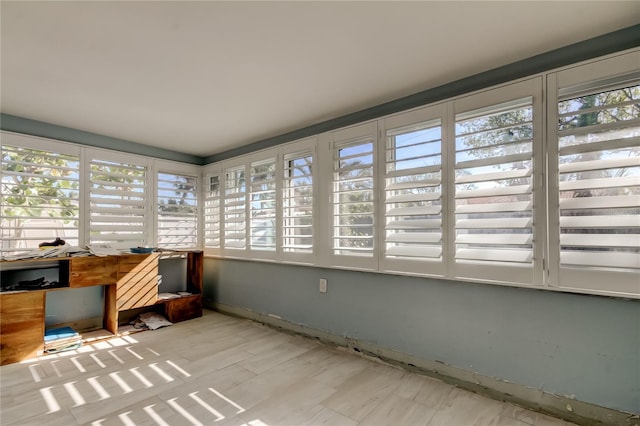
[103, 284, 118, 334]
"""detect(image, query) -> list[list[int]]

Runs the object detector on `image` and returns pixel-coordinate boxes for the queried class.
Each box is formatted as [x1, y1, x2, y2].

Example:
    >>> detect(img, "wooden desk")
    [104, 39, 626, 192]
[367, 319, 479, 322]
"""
[0, 251, 203, 365]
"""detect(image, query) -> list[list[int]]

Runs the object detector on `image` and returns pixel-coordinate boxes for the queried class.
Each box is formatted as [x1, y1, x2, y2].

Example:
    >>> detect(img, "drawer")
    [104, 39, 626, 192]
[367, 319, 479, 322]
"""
[69, 256, 118, 287]
[118, 253, 159, 273]
[162, 294, 202, 323]
[0, 292, 45, 365]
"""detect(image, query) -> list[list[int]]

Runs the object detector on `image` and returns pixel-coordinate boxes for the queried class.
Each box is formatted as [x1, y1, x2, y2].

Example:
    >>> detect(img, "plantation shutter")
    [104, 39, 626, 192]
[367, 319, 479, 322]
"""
[249, 158, 277, 251]
[333, 137, 375, 258]
[1, 141, 80, 255]
[283, 151, 314, 255]
[556, 83, 639, 272]
[204, 174, 221, 250]
[453, 82, 539, 284]
[384, 118, 443, 268]
[223, 165, 246, 250]
[89, 157, 148, 248]
[157, 172, 198, 249]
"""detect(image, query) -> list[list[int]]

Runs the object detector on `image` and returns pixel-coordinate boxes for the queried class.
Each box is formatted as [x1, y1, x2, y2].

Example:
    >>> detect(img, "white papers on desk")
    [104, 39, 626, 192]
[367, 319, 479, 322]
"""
[1, 244, 71, 261]
[87, 244, 121, 256]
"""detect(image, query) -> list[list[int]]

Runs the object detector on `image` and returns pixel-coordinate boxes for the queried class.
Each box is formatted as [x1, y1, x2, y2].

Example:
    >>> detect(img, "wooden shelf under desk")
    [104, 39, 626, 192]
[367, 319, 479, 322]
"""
[156, 293, 202, 323]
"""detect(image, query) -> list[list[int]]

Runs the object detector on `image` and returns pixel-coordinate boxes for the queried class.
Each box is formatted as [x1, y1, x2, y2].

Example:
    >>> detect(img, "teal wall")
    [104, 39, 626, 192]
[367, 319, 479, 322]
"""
[204, 258, 640, 414]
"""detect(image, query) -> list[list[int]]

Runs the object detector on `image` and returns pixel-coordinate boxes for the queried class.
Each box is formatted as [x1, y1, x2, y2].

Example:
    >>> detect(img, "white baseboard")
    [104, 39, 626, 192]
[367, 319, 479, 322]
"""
[209, 302, 638, 426]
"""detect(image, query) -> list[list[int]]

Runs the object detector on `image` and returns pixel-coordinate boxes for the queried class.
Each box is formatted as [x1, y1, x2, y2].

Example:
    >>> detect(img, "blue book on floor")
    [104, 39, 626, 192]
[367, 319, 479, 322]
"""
[44, 327, 79, 342]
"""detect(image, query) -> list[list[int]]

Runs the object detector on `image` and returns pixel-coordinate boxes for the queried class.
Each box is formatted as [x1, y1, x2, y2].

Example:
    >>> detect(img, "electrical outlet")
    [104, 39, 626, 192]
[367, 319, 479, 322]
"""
[319, 278, 328, 293]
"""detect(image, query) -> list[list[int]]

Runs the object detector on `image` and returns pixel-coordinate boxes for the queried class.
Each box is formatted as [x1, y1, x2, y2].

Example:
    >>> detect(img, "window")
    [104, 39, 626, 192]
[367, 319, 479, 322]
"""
[89, 156, 149, 248]
[250, 158, 277, 251]
[453, 80, 541, 285]
[204, 174, 221, 250]
[157, 171, 198, 249]
[383, 114, 443, 274]
[333, 138, 375, 258]
[1, 141, 80, 255]
[223, 165, 246, 250]
[283, 151, 314, 255]
[3, 49, 637, 298]
[552, 78, 640, 294]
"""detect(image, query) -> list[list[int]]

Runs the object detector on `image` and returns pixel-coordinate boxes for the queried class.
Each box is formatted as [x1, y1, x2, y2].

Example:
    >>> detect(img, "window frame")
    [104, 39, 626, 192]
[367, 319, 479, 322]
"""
[379, 103, 448, 277]
[280, 137, 317, 265]
[547, 51, 640, 297]
[450, 79, 545, 287]
[202, 166, 222, 256]
[1, 132, 82, 254]
[155, 160, 201, 250]
[85, 148, 153, 250]
[326, 121, 379, 271]
[247, 153, 279, 261]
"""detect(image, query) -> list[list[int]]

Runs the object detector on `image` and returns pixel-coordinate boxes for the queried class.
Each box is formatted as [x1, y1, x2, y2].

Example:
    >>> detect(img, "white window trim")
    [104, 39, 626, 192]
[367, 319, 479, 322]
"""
[450, 78, 545, 287]
[379, 103, 447, 278]
[202, 164, 222, 256]
[326, 121, 379, 271]
[155, 160, 201, 250]
[547, 51, 640, 297]
[246, 149, 279, 261]
[85, 147, 154, 249]
[280, 136, 318, 266]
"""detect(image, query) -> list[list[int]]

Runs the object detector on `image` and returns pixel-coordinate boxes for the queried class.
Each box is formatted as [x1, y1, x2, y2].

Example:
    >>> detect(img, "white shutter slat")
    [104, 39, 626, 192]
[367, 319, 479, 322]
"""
[456, 201, 531, 213]
[386, 245, 442, 258]
[386, 219, 442, 229]
[455, 152, 531, 170]
[386, 164, 441, 178]
[90, 225, 145, 232]
[387, 206, 441, 216]
[559, 117, 640, 138]
[282, 244, 313, 249]
[456, 234, 532, 245]
[560, 234, 639, 247]
[559, 195, 640, 209]
[386, 192, 441, 203]
[456, 168, 531, 184]
[91, 207, 146, 215]
[87, 216, 142, 224]
[561, 251, 640, 269]
[386, 232, 441, 243]
[225, 241, 246, 249]
[91, 197, 145, 207]
[2, 170, 79, 181]
[456, 184, 532, 199]
[560, 215, 639, 228]
[558, 135, 640, 156]
[456, 217, 532, 229]
[90, 178, 144, 189]
[386, 179, 440, 190]
[456, 248, 533, 263]
[91, 233, 144, 241]
[558, 157, 640, 173]
[559, 176, 639, 191]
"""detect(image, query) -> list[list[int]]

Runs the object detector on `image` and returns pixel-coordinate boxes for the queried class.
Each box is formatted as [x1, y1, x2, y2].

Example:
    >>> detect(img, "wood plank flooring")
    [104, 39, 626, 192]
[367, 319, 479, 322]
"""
[0, 310, 577, 426]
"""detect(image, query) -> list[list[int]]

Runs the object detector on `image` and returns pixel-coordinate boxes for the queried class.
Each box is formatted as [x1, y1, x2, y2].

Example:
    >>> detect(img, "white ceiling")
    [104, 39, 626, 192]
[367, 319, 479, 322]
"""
[1, 1, 638, 157]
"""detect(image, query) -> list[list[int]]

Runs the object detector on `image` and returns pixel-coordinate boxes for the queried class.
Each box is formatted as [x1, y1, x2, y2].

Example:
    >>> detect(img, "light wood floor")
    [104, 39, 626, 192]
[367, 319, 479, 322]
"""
[1, 310, 577, 426]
